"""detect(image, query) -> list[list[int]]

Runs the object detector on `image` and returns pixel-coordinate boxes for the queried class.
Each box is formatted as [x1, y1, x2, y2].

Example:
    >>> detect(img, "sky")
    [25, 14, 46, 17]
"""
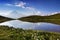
[0, 0, 60, 18]
[0, 0, 60, 31]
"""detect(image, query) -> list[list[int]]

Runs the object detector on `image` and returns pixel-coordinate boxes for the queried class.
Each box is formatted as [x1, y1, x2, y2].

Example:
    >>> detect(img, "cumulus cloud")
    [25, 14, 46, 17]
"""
[15, 1, 26, 8]
[6, 1, 35, 10]
[6, 1, 31, 10]
[4, 1, 60, 16]
[6, 1, 43, 16]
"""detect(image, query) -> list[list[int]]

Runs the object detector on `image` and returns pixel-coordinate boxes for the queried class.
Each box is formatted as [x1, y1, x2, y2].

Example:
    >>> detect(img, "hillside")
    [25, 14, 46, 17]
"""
[0, 16, 14, 23]
[0, 25, 60, 40]
[46, 13, 60, 19]
[18, 13, 60, 25]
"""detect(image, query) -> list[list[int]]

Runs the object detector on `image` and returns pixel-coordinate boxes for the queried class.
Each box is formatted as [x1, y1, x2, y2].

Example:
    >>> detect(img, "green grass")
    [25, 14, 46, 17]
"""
[0, 25, 60, 40]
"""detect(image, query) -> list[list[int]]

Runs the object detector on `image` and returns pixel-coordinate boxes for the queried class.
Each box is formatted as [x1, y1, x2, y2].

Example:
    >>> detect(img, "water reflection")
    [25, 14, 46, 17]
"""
[0, 20, 34, 29]
[0, 20, 60, 32]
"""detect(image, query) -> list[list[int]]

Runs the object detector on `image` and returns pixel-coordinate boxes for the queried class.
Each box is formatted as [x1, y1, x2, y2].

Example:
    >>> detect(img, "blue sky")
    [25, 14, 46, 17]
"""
[0, 0, 60, 18]
[0, 0, 60, 31]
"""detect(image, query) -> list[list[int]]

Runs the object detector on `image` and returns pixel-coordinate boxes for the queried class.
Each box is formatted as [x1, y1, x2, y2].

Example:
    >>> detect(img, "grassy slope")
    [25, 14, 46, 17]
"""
[0, 25, 60, 40]
[0, 16, 14, 23]
[18, 13, 60, 25]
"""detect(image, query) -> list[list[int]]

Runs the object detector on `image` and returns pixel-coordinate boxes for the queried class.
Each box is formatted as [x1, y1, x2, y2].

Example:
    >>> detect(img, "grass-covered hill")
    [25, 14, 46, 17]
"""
[18, 13, 60, 25]
[0, 25, 60, 40]
[0, 16, 14, 23]
[0, 13, 60, 24]
[46, 13, 60, 19]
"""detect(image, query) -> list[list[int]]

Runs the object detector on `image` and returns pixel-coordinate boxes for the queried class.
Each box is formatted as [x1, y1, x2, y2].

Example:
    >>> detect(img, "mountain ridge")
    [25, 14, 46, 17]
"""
[0, 15, 15, 23]
[18, 13, 60, 24]
[0, 13, 60, 24]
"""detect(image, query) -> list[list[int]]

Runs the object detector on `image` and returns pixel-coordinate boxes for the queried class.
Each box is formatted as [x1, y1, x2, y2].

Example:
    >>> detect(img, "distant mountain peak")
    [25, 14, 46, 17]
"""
[5, 10, 25, 19]
[10, 11, 19, 14]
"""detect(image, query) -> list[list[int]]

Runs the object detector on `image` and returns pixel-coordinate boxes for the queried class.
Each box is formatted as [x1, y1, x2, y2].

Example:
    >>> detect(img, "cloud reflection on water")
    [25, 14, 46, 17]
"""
[0, 20, 60, 32]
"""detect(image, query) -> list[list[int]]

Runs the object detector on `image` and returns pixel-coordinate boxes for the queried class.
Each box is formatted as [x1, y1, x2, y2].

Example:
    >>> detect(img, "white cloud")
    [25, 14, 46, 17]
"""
[15, 1, 26, 8]
[5, 1, 60, 16]
[6, 1, 42, 16]
[0, 11, 12, 16]
[46, 11, 60, 16]
[5, 1, 45, 16]
[35, 11, 42, 15]
[26, 7, 35, 10]
[14, 1, 35, 10]
[6, 4, 13, 6]
[51, 12, 60, 15]
[6, 1, 35, 10]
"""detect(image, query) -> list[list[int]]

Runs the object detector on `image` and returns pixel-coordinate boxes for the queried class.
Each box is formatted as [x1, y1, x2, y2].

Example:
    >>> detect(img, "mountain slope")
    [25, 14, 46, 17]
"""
[0, 16, 14, 23]
[46, 13, 60, 19]
[18, 15, 43, 22]
[18, 13, 60, 24]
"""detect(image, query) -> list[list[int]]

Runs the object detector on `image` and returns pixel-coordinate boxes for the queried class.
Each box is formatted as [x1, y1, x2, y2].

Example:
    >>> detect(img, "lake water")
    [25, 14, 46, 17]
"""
[0, 20, 60, 32]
